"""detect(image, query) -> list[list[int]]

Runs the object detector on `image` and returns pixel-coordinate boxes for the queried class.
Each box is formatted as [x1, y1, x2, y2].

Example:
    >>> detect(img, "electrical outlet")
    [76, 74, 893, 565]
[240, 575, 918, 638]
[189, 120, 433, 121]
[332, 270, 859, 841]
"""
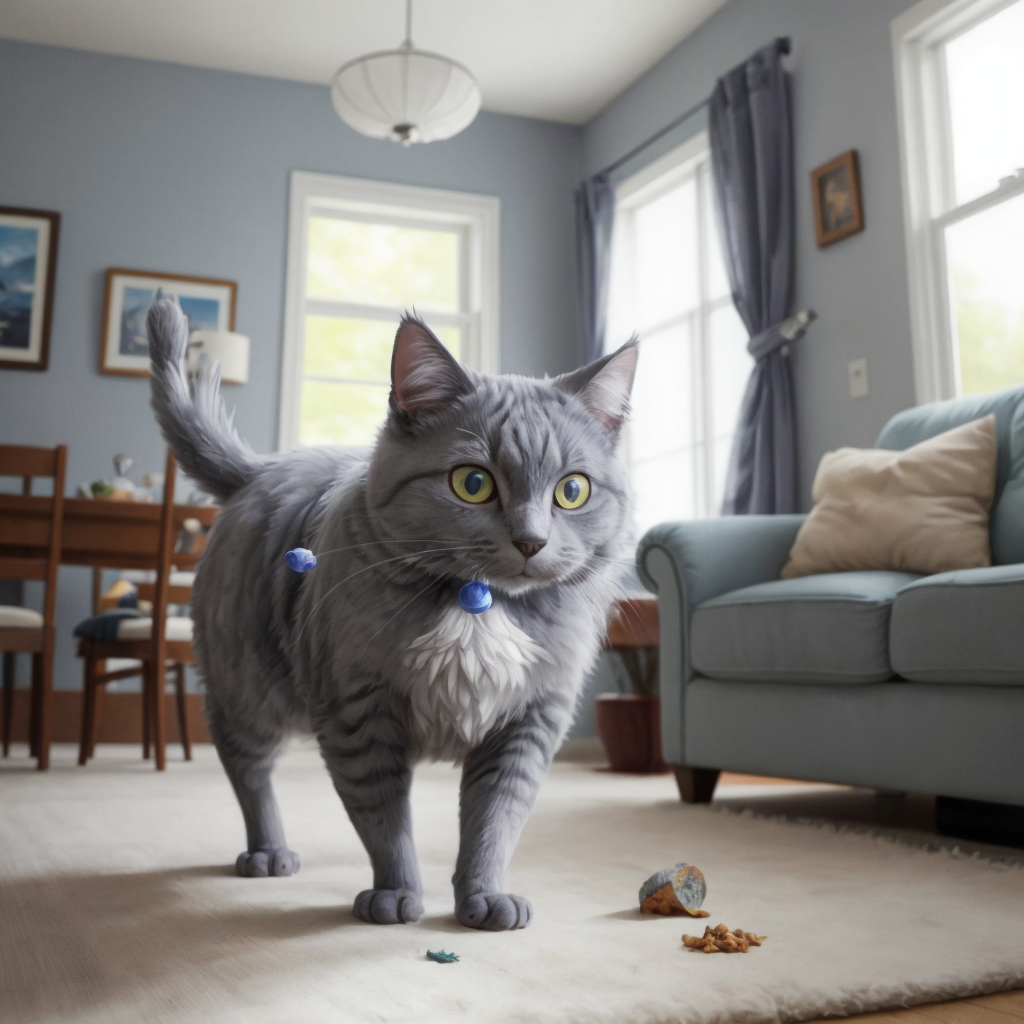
[848, 358, 868, 398]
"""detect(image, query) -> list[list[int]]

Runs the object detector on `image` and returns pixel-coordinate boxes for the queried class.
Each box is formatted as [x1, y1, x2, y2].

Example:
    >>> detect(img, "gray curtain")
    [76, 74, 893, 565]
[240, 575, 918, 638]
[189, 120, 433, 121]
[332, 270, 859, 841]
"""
[710, 38, 804, 515]
[575, 173, 616, 364]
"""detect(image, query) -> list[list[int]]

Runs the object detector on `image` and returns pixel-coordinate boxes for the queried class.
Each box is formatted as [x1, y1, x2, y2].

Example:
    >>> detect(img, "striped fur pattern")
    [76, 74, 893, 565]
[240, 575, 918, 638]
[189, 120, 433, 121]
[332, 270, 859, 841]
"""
[146, 299, 637, 931]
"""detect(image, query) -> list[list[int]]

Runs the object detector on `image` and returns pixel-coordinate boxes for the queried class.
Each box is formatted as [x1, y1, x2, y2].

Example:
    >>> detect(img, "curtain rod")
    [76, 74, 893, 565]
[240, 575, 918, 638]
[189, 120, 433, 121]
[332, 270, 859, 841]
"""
[594, 36, 791, 180]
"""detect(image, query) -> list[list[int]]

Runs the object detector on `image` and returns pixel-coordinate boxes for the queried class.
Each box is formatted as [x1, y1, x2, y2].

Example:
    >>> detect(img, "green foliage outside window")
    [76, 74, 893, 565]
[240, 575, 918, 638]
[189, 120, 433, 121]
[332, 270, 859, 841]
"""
[306, 218, 459, 312]
[952, 266, 1024, 396]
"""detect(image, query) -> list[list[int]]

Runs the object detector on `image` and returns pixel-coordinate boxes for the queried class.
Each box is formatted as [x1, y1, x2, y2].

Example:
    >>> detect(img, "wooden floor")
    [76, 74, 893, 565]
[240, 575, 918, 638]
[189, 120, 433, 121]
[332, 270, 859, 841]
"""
[843, 990, 1024, 1024]
[718, 773, 1024, 1024]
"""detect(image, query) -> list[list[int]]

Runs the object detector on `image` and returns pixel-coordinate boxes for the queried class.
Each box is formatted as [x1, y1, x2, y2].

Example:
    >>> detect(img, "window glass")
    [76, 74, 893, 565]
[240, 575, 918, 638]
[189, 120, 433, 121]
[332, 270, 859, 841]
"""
[299, 381, 391, 448]
[609, 138, 749, 531]
[707, 304, 752, 441]
[303, 316, 396, 381]
[945, 190, 1024, 394]
[635, 179, 698, 326]
[306, 217, 460, 312]
[632, 450, 697, 537]
[944, 1, 1024, 206]
[628, 322, 694, 462]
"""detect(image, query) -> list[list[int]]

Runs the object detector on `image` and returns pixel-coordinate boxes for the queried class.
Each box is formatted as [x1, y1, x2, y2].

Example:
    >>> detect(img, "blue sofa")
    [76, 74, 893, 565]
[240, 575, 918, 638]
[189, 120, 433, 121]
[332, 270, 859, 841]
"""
[637, 385, 1024, 806]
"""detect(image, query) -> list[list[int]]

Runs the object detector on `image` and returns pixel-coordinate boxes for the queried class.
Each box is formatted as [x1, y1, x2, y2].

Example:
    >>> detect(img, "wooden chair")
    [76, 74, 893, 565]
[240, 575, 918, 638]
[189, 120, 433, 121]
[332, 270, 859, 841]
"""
[75, 451, 214, 770]
[0, 444, 67, 770]
[80, 568, 197, 764]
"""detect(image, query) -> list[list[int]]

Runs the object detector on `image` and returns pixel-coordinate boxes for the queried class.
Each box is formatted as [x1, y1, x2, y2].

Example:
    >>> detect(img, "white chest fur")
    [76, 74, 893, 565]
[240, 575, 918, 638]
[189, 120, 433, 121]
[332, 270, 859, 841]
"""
[402, 602, 548, 746]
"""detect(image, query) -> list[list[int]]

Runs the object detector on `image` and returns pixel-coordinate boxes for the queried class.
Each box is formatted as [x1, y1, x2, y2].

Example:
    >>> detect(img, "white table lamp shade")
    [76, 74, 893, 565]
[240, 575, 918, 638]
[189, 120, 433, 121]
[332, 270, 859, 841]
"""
[186, 330, 250, 385]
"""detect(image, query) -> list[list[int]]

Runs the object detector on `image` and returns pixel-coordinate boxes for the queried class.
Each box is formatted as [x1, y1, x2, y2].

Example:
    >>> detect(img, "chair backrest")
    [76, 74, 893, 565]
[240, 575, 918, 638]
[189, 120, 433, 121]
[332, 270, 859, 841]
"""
[875, 383, 1024, 566]
[91, 453, 216, 619]
[0, 445, 67, 627]
[144, 451, 217, 665]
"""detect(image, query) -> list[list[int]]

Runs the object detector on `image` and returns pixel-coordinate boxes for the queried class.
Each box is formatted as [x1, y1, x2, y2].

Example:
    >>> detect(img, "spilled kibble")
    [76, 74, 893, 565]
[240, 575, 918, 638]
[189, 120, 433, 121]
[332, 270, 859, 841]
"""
[682, 923, 767, 954]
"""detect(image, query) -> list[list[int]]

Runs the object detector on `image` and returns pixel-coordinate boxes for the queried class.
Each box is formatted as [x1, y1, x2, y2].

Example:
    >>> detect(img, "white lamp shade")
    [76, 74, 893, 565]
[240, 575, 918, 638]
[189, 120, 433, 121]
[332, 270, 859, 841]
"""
[331, 47, 481, 145]
[186, 330, 250, 385]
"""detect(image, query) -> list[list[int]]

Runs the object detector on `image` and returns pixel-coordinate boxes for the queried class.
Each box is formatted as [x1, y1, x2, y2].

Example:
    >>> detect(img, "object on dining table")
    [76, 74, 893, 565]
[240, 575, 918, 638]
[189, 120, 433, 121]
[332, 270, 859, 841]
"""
[110, 454, 137, 496]
[639, 862, 709, 917]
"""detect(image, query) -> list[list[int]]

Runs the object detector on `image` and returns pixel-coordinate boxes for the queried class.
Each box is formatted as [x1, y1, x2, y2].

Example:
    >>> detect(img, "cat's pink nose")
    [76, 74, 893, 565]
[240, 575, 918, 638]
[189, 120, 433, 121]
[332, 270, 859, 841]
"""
[513, 539, 547, 558]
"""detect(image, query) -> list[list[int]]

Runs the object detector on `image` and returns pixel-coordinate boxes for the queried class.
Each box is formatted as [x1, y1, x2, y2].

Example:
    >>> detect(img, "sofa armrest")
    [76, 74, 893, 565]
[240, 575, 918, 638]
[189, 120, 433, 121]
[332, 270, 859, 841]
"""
[637, 515, 806, 609]
[636, 515, 805, 766]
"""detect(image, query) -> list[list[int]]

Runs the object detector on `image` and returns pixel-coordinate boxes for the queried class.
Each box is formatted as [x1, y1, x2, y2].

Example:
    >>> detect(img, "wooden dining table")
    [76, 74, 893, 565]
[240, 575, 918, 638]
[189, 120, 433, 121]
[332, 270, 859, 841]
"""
[0, 493, 216, 768]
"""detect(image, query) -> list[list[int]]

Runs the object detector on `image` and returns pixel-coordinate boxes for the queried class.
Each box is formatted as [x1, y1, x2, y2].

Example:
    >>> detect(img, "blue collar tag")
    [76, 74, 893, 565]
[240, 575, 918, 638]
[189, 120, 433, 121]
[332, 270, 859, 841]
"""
[458, 581, 492, 614]
[285, 548, 317, 572]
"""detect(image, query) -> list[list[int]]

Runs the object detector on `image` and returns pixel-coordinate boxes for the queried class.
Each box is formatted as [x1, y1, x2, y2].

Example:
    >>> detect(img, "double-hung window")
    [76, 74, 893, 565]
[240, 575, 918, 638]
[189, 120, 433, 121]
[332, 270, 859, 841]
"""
[894, 0, 1024, 401]
[607, 133, 750, 537]
[280, 172, 499, 450]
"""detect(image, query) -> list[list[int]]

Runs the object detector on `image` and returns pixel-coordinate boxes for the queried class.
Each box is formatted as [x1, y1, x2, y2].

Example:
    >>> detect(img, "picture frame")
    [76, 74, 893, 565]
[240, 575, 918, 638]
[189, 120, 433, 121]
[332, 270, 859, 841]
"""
[810, 150, 864, 248]
[100, 268, 237, 377]
[0, 206, 61, 371]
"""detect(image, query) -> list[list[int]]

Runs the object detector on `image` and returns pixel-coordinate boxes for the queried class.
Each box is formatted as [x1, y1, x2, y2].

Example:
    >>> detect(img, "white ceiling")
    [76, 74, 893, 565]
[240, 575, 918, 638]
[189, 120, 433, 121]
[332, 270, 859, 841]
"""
[0, 0, 732, 125]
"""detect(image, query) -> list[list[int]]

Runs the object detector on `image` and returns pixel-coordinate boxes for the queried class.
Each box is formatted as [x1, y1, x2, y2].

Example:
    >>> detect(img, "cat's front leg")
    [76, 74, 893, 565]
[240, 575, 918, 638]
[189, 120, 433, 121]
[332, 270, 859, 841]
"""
[453, 699, 570, 930]
[316, 686, 423, 925]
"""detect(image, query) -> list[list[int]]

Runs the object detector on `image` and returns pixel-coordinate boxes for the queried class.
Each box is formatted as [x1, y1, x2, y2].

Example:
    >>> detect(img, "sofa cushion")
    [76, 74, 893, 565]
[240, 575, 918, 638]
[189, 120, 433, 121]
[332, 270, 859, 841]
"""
[782, 415, 997, 579]
[890, 565, 1024, 684]
[876, 383, 1024, 566]
[691, 571, 921, 684]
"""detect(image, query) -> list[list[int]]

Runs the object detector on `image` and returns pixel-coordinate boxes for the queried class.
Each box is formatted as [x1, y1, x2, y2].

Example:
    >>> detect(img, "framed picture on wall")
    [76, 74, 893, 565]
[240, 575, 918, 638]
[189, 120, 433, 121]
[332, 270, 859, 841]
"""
[0, 206, 61, 371]
[810, 150, 864, 247]
[100, 268, 237, 377]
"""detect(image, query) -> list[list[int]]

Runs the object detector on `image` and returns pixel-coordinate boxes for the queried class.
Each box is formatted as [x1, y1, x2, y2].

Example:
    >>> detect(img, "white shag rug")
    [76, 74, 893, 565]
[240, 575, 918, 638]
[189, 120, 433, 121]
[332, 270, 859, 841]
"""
[2, 743, 1024, 1024]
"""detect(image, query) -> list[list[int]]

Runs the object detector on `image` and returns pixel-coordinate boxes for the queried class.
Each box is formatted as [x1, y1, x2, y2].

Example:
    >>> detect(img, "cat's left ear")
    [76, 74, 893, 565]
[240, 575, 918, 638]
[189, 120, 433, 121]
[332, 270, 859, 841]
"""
[553, 338, 639, 434]
[390, 316, 472, 422]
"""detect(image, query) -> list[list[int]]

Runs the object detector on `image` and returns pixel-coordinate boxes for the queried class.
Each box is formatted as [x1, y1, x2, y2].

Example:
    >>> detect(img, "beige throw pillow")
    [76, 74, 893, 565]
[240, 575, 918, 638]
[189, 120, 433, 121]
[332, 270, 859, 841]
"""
[781, 414, 997, 579]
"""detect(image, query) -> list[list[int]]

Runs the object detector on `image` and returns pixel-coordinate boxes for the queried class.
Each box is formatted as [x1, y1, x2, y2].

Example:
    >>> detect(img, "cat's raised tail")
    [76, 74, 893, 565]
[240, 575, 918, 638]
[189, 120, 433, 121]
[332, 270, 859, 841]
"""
[146, 297, 263, 503]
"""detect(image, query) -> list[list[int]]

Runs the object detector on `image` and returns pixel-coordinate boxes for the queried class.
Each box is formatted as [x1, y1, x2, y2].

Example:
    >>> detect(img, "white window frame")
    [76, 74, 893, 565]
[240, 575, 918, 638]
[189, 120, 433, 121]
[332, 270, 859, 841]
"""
[611, 131, 739, 521]
[893, 0, 1024, 403]
[279, 171, 500, 451]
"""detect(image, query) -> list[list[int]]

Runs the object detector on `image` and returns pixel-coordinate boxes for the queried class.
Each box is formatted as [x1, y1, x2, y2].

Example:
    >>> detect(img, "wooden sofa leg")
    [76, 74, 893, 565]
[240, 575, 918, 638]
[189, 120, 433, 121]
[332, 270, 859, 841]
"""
[673, 766, 720, 804]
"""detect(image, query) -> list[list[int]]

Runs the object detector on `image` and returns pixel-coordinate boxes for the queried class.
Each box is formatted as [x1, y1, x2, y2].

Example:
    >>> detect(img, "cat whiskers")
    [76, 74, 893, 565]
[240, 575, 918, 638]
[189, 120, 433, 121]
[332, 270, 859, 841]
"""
[293, 544, 477, 643]
[303, 538, 473, 561]
[456, 427, 489, 447]
[558, 561, 649, 646]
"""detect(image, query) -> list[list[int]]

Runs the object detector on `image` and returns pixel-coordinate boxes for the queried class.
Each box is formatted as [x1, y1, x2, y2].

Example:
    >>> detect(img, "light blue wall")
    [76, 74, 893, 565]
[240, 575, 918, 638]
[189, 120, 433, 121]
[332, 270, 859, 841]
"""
[0, 40, 583, 696]
[0, 1, 935, 739]
[582, 0, 923, 507]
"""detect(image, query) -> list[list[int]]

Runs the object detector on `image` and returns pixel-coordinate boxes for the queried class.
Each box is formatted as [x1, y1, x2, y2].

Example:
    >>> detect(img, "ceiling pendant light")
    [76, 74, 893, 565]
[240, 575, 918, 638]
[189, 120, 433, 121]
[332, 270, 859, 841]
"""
[330, 0, 482, 146]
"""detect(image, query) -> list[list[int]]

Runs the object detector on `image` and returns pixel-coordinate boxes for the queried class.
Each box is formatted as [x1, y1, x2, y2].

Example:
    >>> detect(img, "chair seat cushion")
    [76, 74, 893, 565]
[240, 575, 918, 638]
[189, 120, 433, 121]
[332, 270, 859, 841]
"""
[116, 616, 193, 642]
[691, 571, 922, 684]
[74, 610, 193, 643]
[116, 569, 196, 587]
[0, 605, 44, 629]
[890, 565, 1024, 684]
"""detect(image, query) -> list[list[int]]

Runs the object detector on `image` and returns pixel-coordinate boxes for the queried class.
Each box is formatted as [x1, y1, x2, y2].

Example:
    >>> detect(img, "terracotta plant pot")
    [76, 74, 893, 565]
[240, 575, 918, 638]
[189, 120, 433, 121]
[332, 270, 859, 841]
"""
[594, 693, 668, 773]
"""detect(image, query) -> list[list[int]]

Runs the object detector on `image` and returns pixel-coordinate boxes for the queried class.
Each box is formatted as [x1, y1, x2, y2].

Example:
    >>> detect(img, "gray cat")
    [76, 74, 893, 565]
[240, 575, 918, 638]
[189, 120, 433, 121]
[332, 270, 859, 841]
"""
[147, 298, 637, 930]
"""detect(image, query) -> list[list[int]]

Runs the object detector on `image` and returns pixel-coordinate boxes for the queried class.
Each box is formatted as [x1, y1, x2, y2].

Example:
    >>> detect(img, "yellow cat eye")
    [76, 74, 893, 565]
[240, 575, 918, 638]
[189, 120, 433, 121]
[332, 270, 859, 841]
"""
[553, 473, 591, 510]
[450, 465, 496, 504]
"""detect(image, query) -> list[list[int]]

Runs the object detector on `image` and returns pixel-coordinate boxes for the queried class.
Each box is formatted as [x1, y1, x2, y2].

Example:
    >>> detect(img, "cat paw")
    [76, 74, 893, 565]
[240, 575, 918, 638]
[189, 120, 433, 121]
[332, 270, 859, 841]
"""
[353, 888, 424, 924]
[456, 892, 533, 930]
[235, 847, 301, 877]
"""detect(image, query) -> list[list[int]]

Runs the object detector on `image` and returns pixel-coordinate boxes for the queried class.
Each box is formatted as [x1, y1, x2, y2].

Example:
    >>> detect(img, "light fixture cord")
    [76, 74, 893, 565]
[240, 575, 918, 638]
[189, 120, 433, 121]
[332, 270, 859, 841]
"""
[403, 0, 413, 49]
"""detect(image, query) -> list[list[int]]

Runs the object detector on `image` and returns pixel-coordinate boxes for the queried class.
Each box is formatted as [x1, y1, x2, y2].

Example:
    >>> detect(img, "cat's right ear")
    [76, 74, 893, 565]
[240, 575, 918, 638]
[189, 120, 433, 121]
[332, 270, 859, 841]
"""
[553, 338, 639, 435]
[389, 316, 473, 423]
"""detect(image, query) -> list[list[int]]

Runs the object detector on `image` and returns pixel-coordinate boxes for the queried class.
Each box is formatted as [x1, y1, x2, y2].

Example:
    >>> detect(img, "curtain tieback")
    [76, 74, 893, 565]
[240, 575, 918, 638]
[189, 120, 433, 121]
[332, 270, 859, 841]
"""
[747, 308, 817, 359]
